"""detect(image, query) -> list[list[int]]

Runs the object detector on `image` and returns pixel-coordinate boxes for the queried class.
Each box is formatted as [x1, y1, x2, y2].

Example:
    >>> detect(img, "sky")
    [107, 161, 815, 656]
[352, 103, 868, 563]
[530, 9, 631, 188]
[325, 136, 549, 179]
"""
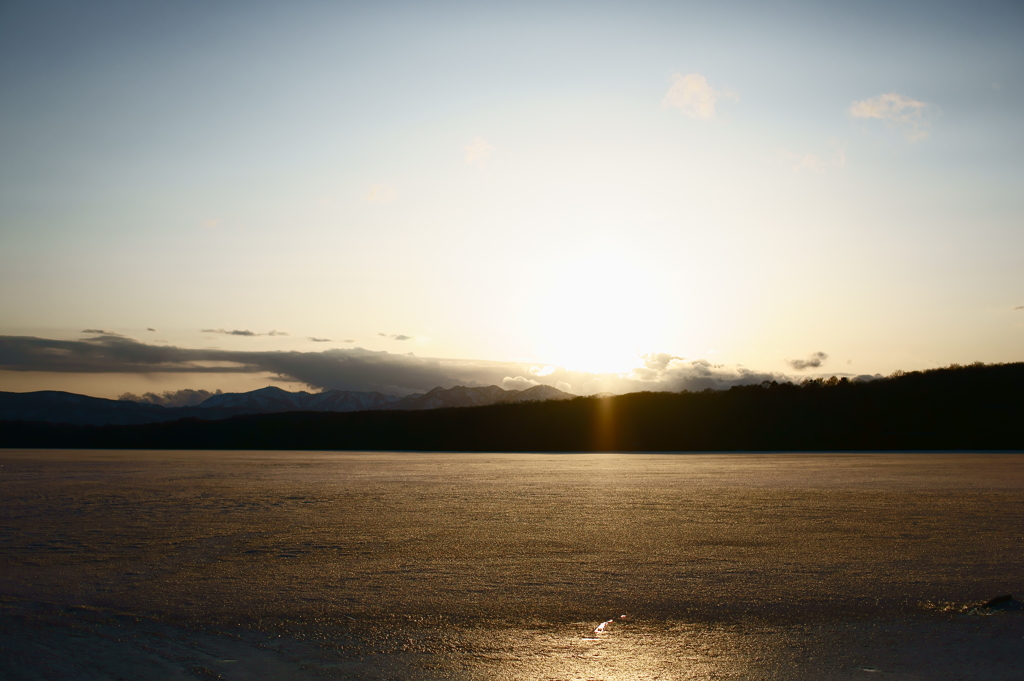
[1, 0, 1022, 399]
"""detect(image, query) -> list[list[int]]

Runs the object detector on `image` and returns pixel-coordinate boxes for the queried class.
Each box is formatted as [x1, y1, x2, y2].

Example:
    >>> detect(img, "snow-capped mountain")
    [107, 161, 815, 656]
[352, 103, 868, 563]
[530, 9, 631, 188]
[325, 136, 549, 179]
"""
[379, 384, 573, 410]
[198, 386, 406, 412]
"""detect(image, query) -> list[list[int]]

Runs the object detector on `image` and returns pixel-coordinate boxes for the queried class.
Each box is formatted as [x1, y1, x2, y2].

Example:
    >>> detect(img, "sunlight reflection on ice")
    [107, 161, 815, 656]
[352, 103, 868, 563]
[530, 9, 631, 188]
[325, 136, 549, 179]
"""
[452, 619, 750, 681]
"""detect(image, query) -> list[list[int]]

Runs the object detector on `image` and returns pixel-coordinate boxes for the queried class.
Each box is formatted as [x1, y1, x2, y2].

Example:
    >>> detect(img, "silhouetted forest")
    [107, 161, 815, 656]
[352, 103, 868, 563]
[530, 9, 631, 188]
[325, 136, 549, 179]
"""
[3, 362, 1022, 451]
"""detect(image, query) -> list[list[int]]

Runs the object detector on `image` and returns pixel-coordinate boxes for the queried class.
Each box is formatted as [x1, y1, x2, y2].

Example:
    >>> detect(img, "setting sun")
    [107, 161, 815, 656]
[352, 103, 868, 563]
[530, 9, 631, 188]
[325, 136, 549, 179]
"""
[530, 244, 665, 374]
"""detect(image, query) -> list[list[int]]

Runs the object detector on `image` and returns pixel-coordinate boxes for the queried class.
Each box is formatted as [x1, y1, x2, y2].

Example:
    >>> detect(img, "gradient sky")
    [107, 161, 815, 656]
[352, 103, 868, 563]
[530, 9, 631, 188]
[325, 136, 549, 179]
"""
[1, 0, 1022, 398]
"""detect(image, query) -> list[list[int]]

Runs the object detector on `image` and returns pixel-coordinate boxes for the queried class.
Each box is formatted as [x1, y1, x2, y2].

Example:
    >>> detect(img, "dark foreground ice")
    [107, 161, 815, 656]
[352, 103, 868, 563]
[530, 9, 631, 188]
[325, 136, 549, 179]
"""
[1, 450, 1022, 680]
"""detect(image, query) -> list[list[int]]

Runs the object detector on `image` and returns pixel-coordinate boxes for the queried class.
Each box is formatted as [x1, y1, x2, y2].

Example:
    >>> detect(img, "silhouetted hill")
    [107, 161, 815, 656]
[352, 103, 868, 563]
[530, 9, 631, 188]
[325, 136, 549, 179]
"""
[0, 390, 181, 426]
[2, 362, 1021, 451]
[0, 384, 575, 426]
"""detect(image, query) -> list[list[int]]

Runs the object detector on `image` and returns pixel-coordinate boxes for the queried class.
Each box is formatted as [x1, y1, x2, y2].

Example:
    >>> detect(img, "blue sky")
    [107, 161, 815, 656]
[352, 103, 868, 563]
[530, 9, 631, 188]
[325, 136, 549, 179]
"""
[1, 0, 1022, 397]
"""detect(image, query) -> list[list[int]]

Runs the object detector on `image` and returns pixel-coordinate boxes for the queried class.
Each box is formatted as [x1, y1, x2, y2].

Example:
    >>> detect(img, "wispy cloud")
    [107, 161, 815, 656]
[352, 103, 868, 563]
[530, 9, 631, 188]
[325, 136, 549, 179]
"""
[378, 333, 413, 341]
[82, 329, 123, 336]
[1014, 306, 1023, 310]
[146, 328, 156, 332]
[663, 73, 736, 119]
[366, 184, 397, 202]
[787, 351, 829, 371]
[779, 140, 846, 172]
[849, 93, 930, 141]
[464, 136, 495, 166]
[203, 328, 256, 337]
[202, 329, 289, 337]
[309, 337, 332, 342]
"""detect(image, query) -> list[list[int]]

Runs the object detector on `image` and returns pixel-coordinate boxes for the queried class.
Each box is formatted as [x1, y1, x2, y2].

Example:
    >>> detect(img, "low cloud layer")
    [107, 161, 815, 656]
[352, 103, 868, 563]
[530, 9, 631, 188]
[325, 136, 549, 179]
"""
[1, 334, 815, 396]
[119, 388, 222, 407]
[850, 93, 929, 140]
[624, 354, 787, 393]
[502, 376, 540, 391]
[663, 73, 735, 119]
[787, 351, 829, 371]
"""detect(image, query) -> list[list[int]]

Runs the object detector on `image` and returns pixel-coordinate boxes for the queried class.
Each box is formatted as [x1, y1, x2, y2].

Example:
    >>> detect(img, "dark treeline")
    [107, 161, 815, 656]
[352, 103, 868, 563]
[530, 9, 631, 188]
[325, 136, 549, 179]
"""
[3, 362, 1022, 451]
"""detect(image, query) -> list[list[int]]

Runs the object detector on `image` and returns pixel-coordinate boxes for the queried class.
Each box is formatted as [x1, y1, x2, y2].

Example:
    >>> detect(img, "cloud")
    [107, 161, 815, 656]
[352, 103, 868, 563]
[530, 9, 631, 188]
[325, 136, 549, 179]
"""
[464, 136, 495, 166]
[628, 353, 685, 381]
[1014, 306, 1023, 310]
[849, 93, 930, 141]
[502, 376, 540, 391]
[663, 73, 736, 119]
[0, 335, 817, 398]
[643, 352, 685, 371]
[203, 328, 256, 337]
[119, 388, 223, 407]
[309, 337, 332, 342]
[147, 328, 156, 332]
[379, 333, 413, 341]
[82, 329, 123, 336]
[202, 329, 289, 337]
[786, 351, 829, 371]
[556, 381, 572, 393]
[0, 334, 500, 394]
[530, 365, 556, 377]
[622, 356, 788, 392]
[344, 339, 355, 343]
[366, 184, 397, 202]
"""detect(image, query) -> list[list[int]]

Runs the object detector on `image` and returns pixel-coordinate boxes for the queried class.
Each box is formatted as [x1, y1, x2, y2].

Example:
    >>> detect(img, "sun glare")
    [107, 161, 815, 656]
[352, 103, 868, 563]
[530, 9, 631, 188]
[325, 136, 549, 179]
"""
[532, 246, 665, 375]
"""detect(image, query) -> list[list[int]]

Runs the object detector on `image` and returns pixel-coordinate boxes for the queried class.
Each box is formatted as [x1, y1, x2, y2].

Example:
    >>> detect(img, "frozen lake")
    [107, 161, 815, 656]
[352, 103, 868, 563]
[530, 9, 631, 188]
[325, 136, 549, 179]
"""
[1, 450, 1022, 679]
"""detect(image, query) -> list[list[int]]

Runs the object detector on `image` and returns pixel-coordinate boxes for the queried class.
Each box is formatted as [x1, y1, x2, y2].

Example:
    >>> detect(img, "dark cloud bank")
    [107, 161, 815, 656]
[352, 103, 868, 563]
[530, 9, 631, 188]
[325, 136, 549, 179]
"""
[0, 333, 831, 396]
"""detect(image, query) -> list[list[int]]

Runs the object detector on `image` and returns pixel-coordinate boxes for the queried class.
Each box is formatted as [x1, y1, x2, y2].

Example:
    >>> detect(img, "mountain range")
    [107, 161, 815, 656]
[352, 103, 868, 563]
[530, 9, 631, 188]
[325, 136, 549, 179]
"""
[0, 384, 575, 427]
[6, 362, 1022, 452]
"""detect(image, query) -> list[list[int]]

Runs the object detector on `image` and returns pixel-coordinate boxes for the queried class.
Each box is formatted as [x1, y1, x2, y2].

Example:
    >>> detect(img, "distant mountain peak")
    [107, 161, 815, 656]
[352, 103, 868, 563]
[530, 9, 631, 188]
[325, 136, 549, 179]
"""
[249, 385, 302, 396]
